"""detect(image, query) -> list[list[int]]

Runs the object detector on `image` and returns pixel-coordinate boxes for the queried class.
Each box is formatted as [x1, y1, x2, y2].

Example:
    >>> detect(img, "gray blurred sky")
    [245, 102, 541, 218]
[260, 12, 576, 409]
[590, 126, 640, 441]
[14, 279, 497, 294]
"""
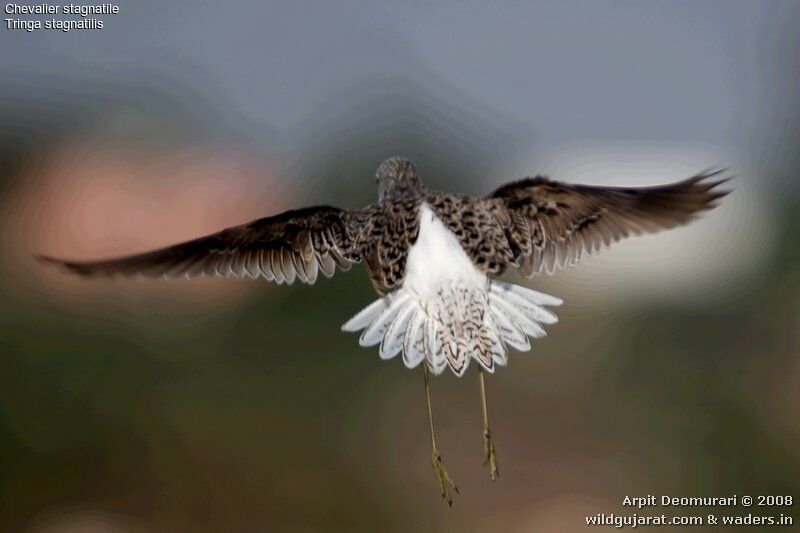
[2, 0, 798, 179]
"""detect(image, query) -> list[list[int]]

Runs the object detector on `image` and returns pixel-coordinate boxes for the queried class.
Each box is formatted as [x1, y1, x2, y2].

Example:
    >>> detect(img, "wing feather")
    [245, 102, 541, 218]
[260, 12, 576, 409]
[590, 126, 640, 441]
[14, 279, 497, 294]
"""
[38, 204, 366, 285]
[487, 169, 730, 276]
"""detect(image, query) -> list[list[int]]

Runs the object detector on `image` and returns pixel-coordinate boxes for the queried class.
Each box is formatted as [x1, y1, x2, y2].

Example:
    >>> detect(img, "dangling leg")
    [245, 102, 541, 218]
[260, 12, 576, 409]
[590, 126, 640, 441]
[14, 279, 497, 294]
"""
[479, 370, 499, 480]
[423, 363, 458, 505]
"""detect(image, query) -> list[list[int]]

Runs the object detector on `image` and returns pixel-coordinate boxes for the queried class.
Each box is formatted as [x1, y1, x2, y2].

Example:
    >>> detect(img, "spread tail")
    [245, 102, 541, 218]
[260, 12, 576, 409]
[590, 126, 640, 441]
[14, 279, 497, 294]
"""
[342, 280, 562, 377]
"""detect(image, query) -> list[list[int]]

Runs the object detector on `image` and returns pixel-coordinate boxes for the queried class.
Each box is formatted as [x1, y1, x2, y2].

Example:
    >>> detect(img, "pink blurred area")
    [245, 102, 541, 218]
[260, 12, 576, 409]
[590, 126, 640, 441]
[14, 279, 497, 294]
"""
[2, 141, 290, 305]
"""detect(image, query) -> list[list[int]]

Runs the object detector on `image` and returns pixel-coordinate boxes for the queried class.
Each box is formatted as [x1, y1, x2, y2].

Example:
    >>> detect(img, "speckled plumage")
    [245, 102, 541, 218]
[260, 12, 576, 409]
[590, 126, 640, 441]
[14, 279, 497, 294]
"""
[39, 156, 729, 375]
[427, 192, 516, 276]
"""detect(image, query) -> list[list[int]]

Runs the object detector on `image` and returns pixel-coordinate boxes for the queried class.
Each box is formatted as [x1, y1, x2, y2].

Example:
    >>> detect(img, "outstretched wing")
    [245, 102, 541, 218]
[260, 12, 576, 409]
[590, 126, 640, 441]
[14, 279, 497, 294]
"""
[488, 169, 730, 275]
[38, 205, 367, 284]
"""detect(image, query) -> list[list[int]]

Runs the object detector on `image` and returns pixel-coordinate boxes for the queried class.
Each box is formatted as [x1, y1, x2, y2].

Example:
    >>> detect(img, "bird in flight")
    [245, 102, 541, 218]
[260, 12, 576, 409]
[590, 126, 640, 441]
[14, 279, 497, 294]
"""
[39, 156, 729, 505]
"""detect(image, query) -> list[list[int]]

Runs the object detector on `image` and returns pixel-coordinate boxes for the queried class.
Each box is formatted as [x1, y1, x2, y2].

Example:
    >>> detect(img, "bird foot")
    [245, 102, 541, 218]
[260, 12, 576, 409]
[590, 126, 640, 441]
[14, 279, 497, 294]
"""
[431, 449, 458, 506]
[483, 428, 499, 480]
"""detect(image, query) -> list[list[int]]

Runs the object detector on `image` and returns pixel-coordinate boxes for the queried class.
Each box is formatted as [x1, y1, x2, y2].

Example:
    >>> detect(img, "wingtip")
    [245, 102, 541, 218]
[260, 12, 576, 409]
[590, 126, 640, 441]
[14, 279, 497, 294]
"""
[34, 254, 96, 277]
[698, 167, 735, 186]
[696, 166, 730, 179]
[34, 254, 64, 267]
[689, 168, 734, 205]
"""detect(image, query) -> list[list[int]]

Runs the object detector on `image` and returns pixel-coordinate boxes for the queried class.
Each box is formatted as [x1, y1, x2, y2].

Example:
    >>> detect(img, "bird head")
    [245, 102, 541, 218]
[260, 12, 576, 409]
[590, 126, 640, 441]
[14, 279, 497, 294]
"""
[375, 156, 421, 200]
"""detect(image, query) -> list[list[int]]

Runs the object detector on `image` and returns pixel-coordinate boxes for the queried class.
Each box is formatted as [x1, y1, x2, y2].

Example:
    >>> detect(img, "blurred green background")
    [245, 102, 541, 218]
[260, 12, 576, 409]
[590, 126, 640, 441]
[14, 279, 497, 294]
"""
[1, 1, 799, 531]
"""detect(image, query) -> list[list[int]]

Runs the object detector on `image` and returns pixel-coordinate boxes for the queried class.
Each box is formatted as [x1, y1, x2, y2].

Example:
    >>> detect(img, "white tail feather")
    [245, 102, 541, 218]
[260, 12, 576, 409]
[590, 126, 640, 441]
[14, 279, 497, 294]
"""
[490, 283, 559, 324]
[342, 279, 562, 377]
[490, 295, 546, 338]
[359, 293, 409, 347]
[380, 302, 417, 359]
[402, 311, 426, 368]
[487, 329, 507, 367]
[489, 300, 531, 351]
[341, 298, 388, 332]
